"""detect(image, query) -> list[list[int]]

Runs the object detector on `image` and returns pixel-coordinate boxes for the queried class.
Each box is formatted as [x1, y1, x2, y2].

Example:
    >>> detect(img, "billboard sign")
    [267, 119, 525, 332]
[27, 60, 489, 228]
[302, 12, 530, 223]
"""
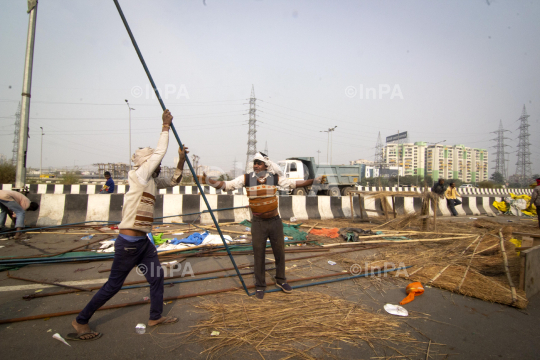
[386, 131, 408, 143]
[379, 168, 399, 178]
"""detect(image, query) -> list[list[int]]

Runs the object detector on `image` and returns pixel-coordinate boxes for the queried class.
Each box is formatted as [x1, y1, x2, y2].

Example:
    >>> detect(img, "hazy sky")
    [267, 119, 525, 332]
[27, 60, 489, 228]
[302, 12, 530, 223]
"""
[0, 0, 538, 176]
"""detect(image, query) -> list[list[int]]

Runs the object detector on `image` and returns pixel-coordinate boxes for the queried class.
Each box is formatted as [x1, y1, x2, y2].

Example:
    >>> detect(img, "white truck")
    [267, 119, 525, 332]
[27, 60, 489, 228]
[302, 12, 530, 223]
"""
[277, 157, 363, 196]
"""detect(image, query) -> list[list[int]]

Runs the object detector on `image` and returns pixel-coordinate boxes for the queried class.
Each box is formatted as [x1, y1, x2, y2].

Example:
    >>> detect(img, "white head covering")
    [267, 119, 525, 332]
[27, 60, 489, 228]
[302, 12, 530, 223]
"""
[253, 152, 284, 177]
[131, 147, 154, 169]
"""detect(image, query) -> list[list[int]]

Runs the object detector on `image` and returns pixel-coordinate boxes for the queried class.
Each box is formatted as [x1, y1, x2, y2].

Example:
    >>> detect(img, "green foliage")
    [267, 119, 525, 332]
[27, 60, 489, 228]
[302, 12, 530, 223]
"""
[0, 163, 16, 184]
[490, 171, 504, 184]
[447, 178, 463, 187]
[478, 180, 495, 188]
[218, 174, 231, 181]
[62, 171, 81, 185]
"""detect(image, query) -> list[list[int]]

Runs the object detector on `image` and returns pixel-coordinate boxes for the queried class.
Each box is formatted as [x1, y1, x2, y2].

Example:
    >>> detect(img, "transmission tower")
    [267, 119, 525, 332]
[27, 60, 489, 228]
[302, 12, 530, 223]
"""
[232, 157, 238, 179]
[374, 132, 384, 166]
[490, 120, 511, 180]
[515, 105, 532, 185]
[244, 85, 257, 173]
[263, 141, 268, 157]
[11, 102, 21, 166]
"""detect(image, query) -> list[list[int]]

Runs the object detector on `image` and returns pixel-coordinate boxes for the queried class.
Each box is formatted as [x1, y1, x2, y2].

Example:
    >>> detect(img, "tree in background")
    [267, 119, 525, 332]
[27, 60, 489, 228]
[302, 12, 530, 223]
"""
[218, 174, 231, 181]
[478, 180, 495, 188]
[0, 163, 16, 184]
[490, 171, 504, 184]
[62, 171, 81, 185]
[447, 178, 463, 187]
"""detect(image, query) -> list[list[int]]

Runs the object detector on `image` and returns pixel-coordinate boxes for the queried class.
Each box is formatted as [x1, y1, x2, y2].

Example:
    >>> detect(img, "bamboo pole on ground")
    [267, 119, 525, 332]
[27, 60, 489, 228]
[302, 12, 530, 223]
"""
[498, 230, 517, 304]
[456, 235, 484, 291]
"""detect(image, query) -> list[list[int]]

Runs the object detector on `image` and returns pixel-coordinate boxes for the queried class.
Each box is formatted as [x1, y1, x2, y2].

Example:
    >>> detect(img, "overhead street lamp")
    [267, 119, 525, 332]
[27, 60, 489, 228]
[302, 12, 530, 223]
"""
[125, 100, 135, 170]
[320, 126, 337, 164]
[40, 127, 44, 178]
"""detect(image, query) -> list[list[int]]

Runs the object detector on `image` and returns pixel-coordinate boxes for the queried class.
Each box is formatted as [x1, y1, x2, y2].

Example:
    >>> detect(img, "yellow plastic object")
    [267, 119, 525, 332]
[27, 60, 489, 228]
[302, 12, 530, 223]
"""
[399, 282, 424, 305]
[509, 238, 522, 256]
[493, 200, 508, 212]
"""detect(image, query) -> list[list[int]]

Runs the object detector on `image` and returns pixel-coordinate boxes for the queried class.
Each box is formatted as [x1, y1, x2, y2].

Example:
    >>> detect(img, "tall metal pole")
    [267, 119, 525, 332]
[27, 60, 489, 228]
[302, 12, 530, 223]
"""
[40, 127, 44, 177]
[15, 2, 38, 189]
[397, 130, 400, 187]
[125, 100, 134, 170]
[113, 0, 250, 296]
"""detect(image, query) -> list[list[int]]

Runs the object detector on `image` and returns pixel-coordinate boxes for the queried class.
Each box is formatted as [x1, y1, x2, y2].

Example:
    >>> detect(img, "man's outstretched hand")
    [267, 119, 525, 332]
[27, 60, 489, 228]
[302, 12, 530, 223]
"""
[162, 109, 173, 126]
[178, 146, 189, 161]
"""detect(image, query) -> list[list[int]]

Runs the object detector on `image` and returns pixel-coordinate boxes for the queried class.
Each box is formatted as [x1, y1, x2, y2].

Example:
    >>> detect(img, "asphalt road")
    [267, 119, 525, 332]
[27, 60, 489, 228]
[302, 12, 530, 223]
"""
[0, 218, 539, 359]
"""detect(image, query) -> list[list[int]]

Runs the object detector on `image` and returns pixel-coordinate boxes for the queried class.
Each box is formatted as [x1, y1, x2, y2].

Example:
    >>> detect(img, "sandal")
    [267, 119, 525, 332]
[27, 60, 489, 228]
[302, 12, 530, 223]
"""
[66, 332, 103, 341]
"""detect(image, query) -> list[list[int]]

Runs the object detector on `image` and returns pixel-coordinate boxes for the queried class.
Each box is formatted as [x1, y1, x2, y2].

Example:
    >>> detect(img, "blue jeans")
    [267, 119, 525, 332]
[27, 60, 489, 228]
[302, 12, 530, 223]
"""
[447, 198, 462, 216]
[0, 200, 25, 228]
[76, 235, 164, 324]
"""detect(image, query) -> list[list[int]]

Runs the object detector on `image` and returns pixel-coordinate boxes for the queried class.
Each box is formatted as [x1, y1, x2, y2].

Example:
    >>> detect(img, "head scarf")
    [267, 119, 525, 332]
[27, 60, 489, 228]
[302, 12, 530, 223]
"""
[131, 147, 154, 169]
[253, 152, 284, 177]
[536, 178, 540, 186]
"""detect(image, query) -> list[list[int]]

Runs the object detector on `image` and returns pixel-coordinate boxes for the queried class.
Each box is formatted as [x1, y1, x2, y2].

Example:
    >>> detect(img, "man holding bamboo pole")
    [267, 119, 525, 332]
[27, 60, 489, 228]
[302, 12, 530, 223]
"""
[68, 110, 188, 341]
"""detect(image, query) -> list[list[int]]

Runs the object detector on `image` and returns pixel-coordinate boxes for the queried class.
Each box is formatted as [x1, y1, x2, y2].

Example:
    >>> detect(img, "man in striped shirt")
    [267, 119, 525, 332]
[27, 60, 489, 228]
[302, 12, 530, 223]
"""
[207, 152, 320, 299]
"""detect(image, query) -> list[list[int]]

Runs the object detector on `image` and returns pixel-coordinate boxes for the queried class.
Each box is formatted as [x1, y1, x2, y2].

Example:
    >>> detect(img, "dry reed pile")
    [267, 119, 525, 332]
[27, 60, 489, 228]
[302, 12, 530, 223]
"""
[181, 292, 433, 359]
[348, 219, 527, 308]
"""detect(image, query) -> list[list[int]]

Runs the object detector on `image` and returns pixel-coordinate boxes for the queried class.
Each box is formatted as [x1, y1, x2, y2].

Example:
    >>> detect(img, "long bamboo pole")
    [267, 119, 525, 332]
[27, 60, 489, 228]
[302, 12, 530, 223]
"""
[456, 235, 484, 291]
[112, 0, 249, 295]
[498, 230, 517, 304]
[1, 265, 409, 325]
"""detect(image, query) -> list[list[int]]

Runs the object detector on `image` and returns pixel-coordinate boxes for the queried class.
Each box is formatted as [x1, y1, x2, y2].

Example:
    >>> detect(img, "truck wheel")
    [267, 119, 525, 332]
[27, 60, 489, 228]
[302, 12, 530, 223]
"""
[292, 187, 307, 196]
[329, 187, 341, 197]
[342, 187, 354, 196]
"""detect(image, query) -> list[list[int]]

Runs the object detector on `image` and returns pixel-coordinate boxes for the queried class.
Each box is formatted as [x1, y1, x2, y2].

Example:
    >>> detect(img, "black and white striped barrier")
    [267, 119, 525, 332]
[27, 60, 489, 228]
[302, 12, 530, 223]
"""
[3, 193, 504, 229]
[1, 184, 532, 196]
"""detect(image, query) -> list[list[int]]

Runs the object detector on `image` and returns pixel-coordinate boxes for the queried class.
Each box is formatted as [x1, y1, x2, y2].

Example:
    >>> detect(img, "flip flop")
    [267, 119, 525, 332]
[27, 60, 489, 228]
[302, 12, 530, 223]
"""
[147, 316, 179, 327]
[65, 332, 103, 341]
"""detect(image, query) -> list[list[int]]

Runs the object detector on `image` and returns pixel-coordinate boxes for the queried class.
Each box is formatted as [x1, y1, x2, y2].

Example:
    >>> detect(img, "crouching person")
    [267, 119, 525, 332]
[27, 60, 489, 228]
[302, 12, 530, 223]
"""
[0, 190, 39, 239]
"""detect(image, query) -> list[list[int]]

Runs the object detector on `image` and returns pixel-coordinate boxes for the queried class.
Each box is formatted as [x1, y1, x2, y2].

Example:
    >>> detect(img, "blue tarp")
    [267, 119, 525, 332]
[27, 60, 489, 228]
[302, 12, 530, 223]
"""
[170, 231, 209, 245]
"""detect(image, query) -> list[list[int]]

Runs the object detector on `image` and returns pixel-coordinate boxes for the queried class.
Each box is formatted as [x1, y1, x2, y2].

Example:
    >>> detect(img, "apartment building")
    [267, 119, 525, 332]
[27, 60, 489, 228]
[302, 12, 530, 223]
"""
[381, 142, 488, 183]
[383, 142, 427, 177]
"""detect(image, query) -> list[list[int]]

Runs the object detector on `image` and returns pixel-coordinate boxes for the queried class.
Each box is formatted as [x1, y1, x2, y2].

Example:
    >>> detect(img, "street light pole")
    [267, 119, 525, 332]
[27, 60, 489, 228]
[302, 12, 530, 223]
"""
[320, 126, 337, 164]
[40, 127, 44, 178]
[125, 100, 135, 170]
[15, 1, 38, 189]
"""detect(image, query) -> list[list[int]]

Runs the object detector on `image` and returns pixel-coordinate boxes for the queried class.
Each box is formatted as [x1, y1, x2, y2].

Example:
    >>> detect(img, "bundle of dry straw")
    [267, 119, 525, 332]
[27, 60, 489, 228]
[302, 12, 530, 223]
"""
[356, 220, 527, 308]
[182, 292, 429, 359]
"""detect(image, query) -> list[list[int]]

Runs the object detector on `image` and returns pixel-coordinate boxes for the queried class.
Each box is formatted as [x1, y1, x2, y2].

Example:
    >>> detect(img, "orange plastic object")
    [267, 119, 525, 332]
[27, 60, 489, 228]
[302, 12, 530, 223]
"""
[309, 228, 340, 238]
[399, 282, 424, 305]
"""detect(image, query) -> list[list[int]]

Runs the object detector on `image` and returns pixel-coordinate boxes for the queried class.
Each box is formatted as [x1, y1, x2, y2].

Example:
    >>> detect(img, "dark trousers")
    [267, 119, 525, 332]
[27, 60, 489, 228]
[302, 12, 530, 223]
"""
[251, 215, 286, 290]
[76, 235, 164, 324]
[537, 210, 540, 229]
[447, 198, 462, 216]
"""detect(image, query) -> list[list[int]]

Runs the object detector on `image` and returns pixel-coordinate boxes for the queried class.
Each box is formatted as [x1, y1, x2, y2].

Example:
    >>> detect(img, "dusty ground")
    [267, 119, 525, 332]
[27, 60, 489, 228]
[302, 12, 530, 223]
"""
[0, 214, 539, 359]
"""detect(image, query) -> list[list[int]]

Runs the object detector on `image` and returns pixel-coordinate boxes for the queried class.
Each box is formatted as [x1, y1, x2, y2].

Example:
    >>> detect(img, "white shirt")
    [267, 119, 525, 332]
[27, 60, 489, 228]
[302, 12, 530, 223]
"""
[224, 172, 296, 191]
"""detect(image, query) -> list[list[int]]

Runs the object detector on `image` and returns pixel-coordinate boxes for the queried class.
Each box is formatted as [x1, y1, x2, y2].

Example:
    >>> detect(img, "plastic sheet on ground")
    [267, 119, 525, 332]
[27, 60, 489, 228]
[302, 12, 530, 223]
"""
[493, 193, 536, 217]
[309, 228, 340, 238]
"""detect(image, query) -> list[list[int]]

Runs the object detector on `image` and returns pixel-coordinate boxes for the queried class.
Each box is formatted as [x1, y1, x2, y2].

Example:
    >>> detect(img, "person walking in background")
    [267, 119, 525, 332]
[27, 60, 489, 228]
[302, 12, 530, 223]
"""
[0, 190, 40, 239]
[530, 178, 540, 228]
[99, 171, 115, 194]
[445, 181, 462, 216]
